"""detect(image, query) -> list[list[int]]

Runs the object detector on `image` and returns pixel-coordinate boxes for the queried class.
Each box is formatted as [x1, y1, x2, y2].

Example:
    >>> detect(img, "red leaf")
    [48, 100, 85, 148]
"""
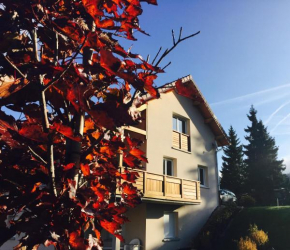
[175, 78, 203, 103]
[53, 17, 84, 42]
[31, 182, 42, 193]
[122, 182, 137, 195]
[81, 164, 90, 176]
[19, 124, 48, 143]
[129, 148, 148, 162]
[63, 163, 75, 171]
[69, 231, 87, 250]
[50, 122, 82, 141]
[82, 0, 104, 18]
[100, 220, 123, 241]
[100, 49, 122, 74]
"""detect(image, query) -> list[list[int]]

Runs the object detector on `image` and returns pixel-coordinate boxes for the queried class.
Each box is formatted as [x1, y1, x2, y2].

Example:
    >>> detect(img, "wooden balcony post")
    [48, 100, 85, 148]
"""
[164, 175, 167, 198]
[143, 172, 147, 196]
[118, 150, 123, 167]
[181, 179, 184, 198]
[196, 182, 200, 200]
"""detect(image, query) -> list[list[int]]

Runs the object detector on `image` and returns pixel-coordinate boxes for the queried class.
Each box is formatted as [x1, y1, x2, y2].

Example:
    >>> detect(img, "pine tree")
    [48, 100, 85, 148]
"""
[244, 106, 285, 205]
[220, 126, 245, 197]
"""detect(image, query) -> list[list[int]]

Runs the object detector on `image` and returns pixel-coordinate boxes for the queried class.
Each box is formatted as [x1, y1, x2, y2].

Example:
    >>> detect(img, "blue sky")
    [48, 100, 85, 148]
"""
[122, 1, 290, 173]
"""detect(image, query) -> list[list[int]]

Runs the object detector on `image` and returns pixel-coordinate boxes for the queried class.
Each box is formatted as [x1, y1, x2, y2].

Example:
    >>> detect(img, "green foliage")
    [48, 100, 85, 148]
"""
[220, 126, 245, 197]
[194, 203, 239, 250]
[218, 207, 290, 250]
[244, 106, 285, 205]
[239, 194, 256, 207]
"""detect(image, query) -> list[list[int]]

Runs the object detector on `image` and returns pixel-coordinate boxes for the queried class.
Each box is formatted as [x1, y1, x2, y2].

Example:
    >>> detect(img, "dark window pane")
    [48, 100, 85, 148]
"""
[199, 168, 204, 185]
[181, 120, 186, 134]
[167, 160, 172, 176]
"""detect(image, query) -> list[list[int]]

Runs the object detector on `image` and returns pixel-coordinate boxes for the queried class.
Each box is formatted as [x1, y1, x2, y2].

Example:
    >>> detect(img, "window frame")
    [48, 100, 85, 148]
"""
[172, 116, 187, 134]
[163, 158, 174, 176]
[163, 212, 178, 240]
[198, 166, 208, 187]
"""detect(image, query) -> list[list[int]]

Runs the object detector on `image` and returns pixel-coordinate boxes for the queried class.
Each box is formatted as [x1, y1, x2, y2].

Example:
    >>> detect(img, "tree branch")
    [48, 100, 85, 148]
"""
[28, 146, 47, 165]
[1, 54, 27, 78]
[153, 29, 200, 67]
[43, 35, 88, 92]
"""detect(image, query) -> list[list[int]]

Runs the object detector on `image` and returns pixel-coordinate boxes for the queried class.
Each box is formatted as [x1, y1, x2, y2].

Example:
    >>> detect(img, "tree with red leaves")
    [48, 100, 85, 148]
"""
[0, 1, 199, 249]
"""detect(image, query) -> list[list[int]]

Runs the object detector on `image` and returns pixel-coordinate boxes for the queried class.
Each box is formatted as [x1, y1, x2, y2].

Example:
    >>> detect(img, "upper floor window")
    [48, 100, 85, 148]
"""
[172, 115, 190, 152]
[172, 116, 187, 134]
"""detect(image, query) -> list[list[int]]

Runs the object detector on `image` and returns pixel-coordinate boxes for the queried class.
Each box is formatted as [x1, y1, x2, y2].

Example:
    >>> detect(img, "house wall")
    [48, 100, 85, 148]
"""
[144, 91, 219, 249]
[122, 203, 147, 248]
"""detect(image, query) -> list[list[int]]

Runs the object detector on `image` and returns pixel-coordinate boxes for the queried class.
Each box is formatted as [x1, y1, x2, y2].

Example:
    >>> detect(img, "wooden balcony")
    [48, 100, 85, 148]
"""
[120, 169, 201, 204]
[172, 131, 190, 151]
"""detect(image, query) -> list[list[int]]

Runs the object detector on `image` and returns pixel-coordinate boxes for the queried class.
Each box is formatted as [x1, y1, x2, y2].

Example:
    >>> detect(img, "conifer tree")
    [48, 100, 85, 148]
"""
[220, 126, 245, 197]
[244, 106, 285, 205]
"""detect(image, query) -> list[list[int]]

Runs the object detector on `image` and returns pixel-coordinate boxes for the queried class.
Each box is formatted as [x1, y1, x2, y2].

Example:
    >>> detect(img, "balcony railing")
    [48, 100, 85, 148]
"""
[120, 169, 201, 204]
[172, 131, 190, 151]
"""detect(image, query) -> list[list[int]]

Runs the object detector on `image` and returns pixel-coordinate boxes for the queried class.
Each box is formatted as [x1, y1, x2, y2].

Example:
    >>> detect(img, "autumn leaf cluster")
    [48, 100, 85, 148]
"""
[0, 0, 163, 249]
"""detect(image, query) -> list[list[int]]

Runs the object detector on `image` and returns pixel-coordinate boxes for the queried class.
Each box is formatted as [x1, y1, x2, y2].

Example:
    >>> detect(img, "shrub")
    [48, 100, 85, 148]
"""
[193, 203, 240, 249]
[237, 237, 257, 250]
[248, 224, 268, 246]
[239, 194, 256, 207]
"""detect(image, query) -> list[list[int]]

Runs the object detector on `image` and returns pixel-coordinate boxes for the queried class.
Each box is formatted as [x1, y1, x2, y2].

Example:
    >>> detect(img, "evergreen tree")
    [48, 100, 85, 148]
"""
[220, 126, 245, 197]
[244, 106, 285, 205]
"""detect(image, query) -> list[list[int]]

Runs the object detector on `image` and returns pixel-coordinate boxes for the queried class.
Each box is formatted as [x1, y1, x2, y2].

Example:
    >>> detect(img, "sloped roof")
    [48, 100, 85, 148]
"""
[138, 75, 229, 147]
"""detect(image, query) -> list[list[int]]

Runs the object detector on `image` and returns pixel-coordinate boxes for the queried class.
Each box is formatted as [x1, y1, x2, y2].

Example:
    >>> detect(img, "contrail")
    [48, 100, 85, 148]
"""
[265, 100, 290, 125]
[210, 83, 290, 106]
[270, 113, 290, 134]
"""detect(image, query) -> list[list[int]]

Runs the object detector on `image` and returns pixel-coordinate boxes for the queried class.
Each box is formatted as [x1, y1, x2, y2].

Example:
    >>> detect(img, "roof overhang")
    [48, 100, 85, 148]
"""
[137, 75, 229, 147]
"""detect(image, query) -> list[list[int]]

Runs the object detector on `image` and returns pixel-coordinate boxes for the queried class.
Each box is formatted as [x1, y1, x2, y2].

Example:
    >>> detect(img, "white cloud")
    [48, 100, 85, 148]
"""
[265, 100, 290, 125]
[210, 83, 290, 107]
[270, 113, 290, 134]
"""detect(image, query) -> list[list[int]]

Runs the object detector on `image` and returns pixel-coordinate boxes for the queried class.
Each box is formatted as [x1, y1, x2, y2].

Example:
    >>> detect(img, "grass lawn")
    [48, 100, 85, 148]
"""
[218, 206, 290, 250]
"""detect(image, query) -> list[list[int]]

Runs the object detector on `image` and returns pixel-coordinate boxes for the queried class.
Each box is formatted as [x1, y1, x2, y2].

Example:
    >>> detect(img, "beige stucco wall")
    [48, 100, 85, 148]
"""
[143, 91, 219, 249]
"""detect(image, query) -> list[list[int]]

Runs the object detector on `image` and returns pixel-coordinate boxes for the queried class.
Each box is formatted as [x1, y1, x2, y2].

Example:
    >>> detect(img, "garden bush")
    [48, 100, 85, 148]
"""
[193, 202, 240, 249]
[237, 237, 257, 250]
[239, 194, 256, 207]
[248, 224, 268, 247]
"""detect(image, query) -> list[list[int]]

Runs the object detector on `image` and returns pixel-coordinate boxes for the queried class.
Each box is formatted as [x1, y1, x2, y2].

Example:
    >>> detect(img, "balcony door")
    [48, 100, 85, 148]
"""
[163, 158, 174, 176]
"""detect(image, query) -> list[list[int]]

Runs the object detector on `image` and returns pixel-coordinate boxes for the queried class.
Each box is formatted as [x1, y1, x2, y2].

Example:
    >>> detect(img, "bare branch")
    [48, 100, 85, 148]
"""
[32, 28, 40, 62]
[48, 134, 57, 197]
[146, 54, 150, 63]
[1, 55, 27, 78]
[154, 29, 200, 67]
[172, 29, 176, 45]
[28, 146, 47, 165]
[162, 61, 171, 71]
[39, 75, 50, 132]
[179, 27, 183, 41]
[54, 32, 59, 66]
[43, 35, 88, 92]
[151, 47, 162, 65]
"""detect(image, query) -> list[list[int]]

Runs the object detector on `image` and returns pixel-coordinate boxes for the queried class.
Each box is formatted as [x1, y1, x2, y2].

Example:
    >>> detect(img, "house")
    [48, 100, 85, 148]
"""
[105, 75, 229, 250]
[1, 75, 228, 250]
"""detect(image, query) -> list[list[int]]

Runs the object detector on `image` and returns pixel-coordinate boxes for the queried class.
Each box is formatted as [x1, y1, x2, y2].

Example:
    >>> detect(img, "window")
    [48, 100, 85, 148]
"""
[172, 115, 190, 151]
[172, 116, 186, 134]
[163, 158, 174, 176]
[198, 166, 208, 187]
[164, 212, 178, 239]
